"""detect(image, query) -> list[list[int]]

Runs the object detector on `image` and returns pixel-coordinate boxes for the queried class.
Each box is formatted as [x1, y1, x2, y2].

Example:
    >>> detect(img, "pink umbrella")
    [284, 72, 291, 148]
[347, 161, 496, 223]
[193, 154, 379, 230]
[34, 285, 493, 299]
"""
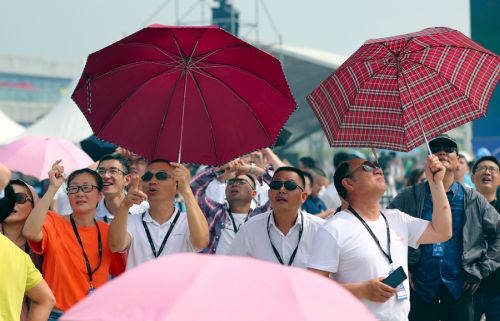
[61, 254, 376, 321]
[0, 136, 94, 180]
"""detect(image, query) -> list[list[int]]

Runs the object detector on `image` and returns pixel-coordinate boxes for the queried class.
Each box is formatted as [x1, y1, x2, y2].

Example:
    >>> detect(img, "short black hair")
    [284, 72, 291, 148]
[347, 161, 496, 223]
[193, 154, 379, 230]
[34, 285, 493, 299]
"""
[98, 154, 130, 174]
[333, 161, 351, 200]
[149, 159, 171, 166]
[299, 157, 317, 169]
[236, 174, 257, 190]
[302, 171, 314, 186]
[333, 152, 357, 169]
[273, 166, 306, 189]
[406, 168, 425, 187]
[472, 156, 500, 174]
[67, 168, 103, 192]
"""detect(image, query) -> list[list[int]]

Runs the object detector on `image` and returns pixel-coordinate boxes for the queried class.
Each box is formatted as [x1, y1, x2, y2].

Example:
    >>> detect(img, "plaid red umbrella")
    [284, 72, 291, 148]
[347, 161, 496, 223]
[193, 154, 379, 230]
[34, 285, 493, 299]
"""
[307, 27, 500, 152]
[72, 24, 296, 165]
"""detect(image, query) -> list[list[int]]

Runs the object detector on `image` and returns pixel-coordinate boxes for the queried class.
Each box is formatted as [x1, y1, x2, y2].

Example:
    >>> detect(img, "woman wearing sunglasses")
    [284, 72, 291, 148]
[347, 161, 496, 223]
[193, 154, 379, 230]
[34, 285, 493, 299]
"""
[22, 160, 125, 320]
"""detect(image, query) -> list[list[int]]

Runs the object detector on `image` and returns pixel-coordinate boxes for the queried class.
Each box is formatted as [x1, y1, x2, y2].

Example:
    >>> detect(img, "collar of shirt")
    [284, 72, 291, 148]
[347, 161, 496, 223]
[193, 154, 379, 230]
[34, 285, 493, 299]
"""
[268, 210, 303, 231]
[142, 208, 179, 226]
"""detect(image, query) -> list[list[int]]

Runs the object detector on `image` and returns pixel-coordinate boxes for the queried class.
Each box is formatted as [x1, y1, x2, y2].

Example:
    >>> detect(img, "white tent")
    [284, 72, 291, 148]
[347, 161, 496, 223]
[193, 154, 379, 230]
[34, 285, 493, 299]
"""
[12, 76, 93, 144]
[0, 110, 25, 144]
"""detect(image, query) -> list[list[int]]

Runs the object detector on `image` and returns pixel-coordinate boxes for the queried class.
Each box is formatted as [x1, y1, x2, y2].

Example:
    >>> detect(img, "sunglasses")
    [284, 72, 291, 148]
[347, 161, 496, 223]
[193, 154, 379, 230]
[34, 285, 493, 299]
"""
[430, 145, 457, 154]
[269, 180, 304, 191]
[141, 171, 171, 182]
[15, 192, 33, 205]
[227, 178, 255, 189]
[346, 161, 380, 177]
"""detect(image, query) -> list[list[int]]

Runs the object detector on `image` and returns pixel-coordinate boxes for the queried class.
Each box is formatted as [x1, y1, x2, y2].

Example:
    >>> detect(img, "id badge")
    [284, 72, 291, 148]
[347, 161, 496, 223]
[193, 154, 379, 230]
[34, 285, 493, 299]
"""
[432, 243, 444, 257]
[388, 266, 408, 301]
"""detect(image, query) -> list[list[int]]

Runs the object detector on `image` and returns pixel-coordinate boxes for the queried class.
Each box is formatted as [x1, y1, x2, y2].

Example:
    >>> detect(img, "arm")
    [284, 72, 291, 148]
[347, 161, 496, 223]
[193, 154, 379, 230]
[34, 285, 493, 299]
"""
[23, 161, 64, 242]
[108, 175, 146, 252]
[261, 148, 285, 169]
[0, 162, 11, 190]
[25, 280, 55, 321]
[417, 155, 452, 244]
[172, 163, 209, 250]
[190, 165, 224, 216]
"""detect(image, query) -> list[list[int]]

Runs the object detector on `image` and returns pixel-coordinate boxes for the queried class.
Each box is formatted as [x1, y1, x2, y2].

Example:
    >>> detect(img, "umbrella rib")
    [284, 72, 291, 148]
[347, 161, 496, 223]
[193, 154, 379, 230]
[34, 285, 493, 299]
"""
[192, 67, 273, 144]
[190, 44, 250, 65]
[190, 62, 292, 101]
[89, 60, 182, 82]
[189, 70, 219, 164]
[96, 67, 183, 137]
[187, 27, 209, 59]
[116, 42, 180, 62]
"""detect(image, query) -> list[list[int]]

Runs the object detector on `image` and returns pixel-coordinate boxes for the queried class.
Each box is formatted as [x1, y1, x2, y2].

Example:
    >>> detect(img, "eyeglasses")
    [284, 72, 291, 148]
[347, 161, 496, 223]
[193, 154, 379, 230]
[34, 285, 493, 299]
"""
[67, 185, 98, 194]
[269, 180, 304, 191]
[96, 167, 128, 177]
[141, 171, 171, 182]
[430, 145, 457, 154]
[227, 178, 255, 189]
[15, 193, 33, 205]
[346, 161, 380, 177]
[476, 166, 500, 174]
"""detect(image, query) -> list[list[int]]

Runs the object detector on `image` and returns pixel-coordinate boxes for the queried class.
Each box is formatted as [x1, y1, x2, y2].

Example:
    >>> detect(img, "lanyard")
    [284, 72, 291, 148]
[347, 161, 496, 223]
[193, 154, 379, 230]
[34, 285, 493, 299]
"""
[266, 211, 304, 266]
[142, 209, 180, 258]
[227, 211, 250, 233]
[348, 206, 392, 265]
[70, 214, 102, 289]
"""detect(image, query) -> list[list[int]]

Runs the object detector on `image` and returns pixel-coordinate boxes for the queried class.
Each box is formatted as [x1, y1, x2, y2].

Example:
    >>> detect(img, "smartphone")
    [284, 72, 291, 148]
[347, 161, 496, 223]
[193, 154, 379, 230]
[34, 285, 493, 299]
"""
[383, 266, 407, 288]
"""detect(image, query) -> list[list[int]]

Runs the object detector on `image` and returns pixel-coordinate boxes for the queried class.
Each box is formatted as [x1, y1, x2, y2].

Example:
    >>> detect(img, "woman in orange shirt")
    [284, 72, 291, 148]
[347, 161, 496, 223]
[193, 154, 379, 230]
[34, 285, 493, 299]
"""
[23, 160, 125, 320]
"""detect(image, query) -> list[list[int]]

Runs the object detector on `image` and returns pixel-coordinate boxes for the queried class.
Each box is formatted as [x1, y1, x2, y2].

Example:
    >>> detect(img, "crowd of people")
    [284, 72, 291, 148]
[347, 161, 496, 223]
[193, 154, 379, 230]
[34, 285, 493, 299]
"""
[1, 134, 499, 321]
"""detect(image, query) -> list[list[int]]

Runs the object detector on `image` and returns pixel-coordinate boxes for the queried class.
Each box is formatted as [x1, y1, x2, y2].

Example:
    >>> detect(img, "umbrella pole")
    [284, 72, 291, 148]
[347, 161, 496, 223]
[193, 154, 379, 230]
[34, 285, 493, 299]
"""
[178, 74, 189, 164]
[371, 147, 380, 166]
[398, 61, 432, 156]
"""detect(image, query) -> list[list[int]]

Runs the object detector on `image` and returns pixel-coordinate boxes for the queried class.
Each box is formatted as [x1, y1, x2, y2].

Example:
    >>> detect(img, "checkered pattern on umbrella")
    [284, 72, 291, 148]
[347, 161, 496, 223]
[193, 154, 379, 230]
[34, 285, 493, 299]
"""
[307, 27, 500, 152]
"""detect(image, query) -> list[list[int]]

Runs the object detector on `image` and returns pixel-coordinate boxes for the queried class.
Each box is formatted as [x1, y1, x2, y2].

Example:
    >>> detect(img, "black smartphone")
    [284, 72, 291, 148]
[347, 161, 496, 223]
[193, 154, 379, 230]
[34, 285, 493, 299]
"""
[383, 266, 407, 288]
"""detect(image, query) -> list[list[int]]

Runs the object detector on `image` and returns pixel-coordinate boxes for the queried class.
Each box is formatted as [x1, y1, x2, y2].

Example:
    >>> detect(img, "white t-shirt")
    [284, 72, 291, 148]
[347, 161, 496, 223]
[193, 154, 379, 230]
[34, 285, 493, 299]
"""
[319, 183, 341, 210]
[95, 198, 149, 223]
[228, 210, 325, 268]
[215, 213, 248, 255]
[308, 209, 429, 321]
[125, 209, 194, 270]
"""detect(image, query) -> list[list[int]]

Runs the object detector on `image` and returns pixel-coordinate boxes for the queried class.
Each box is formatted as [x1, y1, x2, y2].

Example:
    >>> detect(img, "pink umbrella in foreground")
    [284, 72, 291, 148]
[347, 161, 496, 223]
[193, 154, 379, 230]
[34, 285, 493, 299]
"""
[0, 136, 94, 180]
[61, 254, 376, 321]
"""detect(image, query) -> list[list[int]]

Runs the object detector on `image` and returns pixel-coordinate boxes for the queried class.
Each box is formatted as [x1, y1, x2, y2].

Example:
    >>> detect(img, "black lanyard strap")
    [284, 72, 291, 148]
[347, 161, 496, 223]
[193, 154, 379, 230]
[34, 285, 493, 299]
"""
[70, 214, 102, 287]
[348, 206, 392, 265]
[228, 211, 250, 233]
[142, 209, 180, 258]
[266, 211, 304, 266]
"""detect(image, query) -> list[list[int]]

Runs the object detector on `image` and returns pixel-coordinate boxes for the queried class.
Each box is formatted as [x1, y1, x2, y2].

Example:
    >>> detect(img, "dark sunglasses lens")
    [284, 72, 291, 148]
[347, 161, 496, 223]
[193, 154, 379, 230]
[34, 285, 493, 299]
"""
[141, 172, 153, 181]
[269, 181, 283, 190]
[155, 172, 169, 180]
[444, 147, 456, 153]
[15, 193, 28, 204]
[283, 181, 299, 190]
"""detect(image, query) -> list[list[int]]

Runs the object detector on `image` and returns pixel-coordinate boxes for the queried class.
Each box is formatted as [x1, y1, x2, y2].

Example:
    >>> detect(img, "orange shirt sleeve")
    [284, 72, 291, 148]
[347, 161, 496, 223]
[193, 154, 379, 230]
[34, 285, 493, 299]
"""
[27, 211, 58, 255]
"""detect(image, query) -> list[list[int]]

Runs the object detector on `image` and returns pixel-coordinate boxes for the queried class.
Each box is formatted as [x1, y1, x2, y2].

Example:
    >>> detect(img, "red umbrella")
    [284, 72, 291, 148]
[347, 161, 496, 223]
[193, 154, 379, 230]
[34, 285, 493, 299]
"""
[307, 27, 500, 152]
[72, 24, 296, 165]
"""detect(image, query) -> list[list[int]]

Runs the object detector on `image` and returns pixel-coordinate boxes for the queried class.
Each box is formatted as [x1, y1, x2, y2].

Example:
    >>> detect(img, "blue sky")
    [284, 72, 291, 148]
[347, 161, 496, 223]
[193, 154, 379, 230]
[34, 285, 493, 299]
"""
[0, 0, 469, 63]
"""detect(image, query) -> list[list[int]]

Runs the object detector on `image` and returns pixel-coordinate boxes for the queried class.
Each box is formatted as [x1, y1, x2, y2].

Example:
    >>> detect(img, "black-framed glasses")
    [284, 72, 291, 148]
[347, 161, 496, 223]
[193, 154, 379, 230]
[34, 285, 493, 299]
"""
[346, 161, 380, 177]
[15, 192, 33, 205]
[227, 178, 255, 189]
[141, 171, 171, 182]
[476, 166, 499, 174]
[430, 145, 457, 154]
[269, 180, 304, 191]
[67, 185, 98, 194]
[96, 167, 128, 177]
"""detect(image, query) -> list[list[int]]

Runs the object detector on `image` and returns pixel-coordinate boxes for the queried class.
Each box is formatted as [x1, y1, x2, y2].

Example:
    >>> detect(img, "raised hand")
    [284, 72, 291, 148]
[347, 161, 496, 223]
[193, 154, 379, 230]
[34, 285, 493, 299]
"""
[48, 160, 65, 188]
[170, 163, 191, 194]
[124, 174, 147, 208]
[425, 154, 445, 184]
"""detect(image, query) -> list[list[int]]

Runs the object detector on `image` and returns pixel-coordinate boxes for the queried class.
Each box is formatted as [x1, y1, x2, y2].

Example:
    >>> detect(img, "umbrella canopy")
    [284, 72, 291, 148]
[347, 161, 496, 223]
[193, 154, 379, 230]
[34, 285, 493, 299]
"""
[61, 253, 376, 321]
[307, 27, 500, 152]
[0, 136, 94, 180]
[72, 24, 296, 165]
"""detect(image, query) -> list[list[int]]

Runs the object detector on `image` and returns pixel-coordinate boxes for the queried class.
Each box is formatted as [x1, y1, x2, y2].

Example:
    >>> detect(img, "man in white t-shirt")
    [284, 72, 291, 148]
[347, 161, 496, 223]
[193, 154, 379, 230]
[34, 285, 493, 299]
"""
[108, 160, 209, 270]
[308, 156, 452, 321]
[229, 166, 324, 268]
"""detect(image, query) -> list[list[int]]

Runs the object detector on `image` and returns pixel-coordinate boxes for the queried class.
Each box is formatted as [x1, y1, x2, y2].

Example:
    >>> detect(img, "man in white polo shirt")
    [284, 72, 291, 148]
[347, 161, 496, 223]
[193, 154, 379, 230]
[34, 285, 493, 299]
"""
[109, 160, 209, 270]
[228, 166, 324, 268]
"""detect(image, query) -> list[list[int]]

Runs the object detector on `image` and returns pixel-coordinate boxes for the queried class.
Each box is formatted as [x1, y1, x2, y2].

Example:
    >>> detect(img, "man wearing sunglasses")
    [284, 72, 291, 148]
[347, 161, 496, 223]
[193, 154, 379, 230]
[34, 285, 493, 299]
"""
[108, 160, 209, 270]
[95, 154, 148, 223]
[308, 155, 452, 321]
[388, 135, 499, 321]
[191, 159, 273, 254]
[229, 167, 324, 268]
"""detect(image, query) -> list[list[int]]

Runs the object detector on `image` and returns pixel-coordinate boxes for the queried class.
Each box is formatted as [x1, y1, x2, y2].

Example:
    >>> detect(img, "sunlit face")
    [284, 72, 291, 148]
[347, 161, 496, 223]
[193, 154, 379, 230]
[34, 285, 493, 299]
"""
[269, 170, 307, 214]
[97, 159, 130, 196]
[4, 184, 33, 224]
[343, 159, 386, 198]
[311, 176, 327, 197]
[142, 162, 177, 202]
[431, 147, 458, 173]
[472, 160, 500, 196]
[67, 173, 102, 216]
[225, 175, 256, 204]
[455, 157, 469, 180]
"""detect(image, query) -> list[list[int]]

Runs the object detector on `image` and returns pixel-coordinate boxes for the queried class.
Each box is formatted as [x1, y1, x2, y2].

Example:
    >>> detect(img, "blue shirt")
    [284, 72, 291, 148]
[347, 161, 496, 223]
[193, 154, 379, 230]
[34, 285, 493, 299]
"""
[412, 181, 465, 302]
[302, 196, 327, 214]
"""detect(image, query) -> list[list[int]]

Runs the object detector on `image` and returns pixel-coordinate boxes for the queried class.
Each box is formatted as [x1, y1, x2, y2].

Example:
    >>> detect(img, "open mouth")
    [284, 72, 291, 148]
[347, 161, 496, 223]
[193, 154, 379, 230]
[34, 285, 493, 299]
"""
[276, 195, 287, 202]
[75, 200, 87, 205]
[481, 176, 492, 183]
[103, 182, 113, 187]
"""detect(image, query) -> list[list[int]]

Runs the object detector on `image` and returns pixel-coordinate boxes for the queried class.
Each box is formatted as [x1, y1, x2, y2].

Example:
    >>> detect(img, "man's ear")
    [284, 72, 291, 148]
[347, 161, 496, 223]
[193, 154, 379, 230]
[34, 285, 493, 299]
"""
[123, 174, 132, 187]
[341, 177, 355, 193]
[300, 191, 308, 203]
